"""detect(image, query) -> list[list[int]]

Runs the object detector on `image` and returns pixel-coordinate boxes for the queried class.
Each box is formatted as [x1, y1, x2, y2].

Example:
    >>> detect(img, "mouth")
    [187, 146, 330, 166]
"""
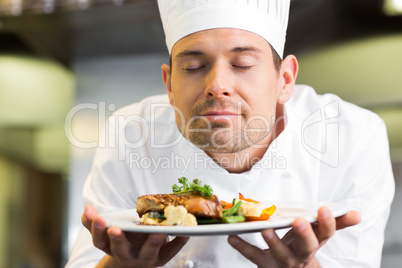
[200, 110, 241, 122]
[202, 110, 239, 116]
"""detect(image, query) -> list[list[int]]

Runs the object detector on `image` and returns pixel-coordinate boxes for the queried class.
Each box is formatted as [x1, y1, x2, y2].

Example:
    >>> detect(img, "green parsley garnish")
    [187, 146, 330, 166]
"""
[172, 177, 213, 197]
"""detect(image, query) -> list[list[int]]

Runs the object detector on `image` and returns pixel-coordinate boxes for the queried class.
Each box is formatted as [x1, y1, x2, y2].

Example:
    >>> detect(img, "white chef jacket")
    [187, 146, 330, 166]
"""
[66, 85, 394, 268]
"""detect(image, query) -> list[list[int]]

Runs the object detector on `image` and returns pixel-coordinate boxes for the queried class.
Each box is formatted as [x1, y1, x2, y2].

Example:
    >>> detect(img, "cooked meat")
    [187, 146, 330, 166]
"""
[136, 192, 222, 219]
[183, 196, 222, 218]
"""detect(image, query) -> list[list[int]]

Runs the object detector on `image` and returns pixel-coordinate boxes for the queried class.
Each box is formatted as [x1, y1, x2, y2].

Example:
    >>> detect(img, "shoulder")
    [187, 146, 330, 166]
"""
[108, 94, 180, 148]
[288, 85, 385, 132]
[286, 85, 388, 167]
[112, 94, 175, 124]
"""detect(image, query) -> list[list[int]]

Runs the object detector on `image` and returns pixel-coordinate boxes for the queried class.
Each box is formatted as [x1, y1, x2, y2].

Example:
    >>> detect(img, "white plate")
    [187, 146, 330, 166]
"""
[101, 201, 350, 236]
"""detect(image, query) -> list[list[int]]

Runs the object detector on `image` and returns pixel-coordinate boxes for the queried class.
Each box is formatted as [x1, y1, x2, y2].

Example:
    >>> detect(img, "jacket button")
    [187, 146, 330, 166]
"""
[185, 260, 194, 268]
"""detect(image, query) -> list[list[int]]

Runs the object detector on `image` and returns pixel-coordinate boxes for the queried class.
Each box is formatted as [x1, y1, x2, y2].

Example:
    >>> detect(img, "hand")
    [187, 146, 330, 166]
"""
[228, 207, 361, 268]
[81, 204, 190, 268]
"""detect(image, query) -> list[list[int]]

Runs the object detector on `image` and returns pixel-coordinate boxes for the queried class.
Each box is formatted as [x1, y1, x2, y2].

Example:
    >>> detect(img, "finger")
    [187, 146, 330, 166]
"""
[108, 227, 134, 264]
[289, 217, 319, 258]
[280, 228, 296, 245]
[261, 229, 294, 264]
[158, 236, 190, 266]
[228, 235, 265, 265]
[138, 234, 168, 264]
[82, 205, 97, 231]
[91, 216, 111, 254]
[336, 211, 361, 230]
[315, 207, 336, 244]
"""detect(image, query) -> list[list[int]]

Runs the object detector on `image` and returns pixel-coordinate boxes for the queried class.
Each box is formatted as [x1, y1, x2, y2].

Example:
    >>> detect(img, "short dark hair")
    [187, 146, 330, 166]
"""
[270, 44, 282, 72]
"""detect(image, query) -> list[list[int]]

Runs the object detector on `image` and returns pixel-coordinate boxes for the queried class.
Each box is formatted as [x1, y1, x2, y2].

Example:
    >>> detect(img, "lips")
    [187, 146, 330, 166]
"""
[200, 110, 241, 123]
[201, 110, 239, 116]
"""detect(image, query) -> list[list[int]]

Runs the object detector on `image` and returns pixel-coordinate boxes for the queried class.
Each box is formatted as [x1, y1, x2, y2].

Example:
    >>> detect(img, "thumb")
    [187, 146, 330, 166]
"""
[336, 211, 361, 230]
[81, 204, 98, 231]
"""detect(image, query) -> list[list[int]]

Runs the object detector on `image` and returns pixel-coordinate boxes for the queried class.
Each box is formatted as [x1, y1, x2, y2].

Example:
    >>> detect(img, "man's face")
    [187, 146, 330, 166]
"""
[162, 28, 290, 153]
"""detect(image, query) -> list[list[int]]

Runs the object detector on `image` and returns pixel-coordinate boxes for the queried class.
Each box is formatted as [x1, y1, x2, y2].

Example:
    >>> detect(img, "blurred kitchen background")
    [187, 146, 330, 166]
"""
[0, 0, 401, 267]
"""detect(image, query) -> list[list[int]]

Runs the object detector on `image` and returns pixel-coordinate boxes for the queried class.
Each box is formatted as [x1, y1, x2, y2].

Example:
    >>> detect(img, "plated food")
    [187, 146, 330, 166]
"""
[137, 177, 276, 226]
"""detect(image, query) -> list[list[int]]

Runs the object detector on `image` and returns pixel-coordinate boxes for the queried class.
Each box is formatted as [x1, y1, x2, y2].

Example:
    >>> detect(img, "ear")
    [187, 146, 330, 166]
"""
[277, 55, 298, 104]
[161, 63, 174, 105]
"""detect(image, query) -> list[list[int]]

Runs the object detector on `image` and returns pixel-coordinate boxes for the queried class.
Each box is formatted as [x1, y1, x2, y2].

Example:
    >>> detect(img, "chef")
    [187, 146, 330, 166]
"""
[66, 0, 394, 267]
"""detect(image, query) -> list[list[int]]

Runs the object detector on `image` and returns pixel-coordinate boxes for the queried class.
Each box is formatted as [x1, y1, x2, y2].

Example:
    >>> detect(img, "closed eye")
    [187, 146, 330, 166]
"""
[185, 66, 205, 72]
[233, 65, 253, 70]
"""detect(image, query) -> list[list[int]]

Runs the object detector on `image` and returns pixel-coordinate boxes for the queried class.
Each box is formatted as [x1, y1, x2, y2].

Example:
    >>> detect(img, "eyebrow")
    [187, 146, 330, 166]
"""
[175, 46, 263, 59]
[175, 50, 205, 59]
[231, 46, 263, 54]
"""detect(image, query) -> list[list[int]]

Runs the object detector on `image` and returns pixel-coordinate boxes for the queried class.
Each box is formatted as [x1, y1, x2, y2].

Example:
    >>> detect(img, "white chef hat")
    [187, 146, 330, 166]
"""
[157, 0, 291, 59]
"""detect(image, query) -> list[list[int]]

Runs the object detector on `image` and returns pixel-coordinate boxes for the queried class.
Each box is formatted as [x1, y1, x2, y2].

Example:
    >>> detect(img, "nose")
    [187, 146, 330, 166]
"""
[204, 63, 233, 98]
